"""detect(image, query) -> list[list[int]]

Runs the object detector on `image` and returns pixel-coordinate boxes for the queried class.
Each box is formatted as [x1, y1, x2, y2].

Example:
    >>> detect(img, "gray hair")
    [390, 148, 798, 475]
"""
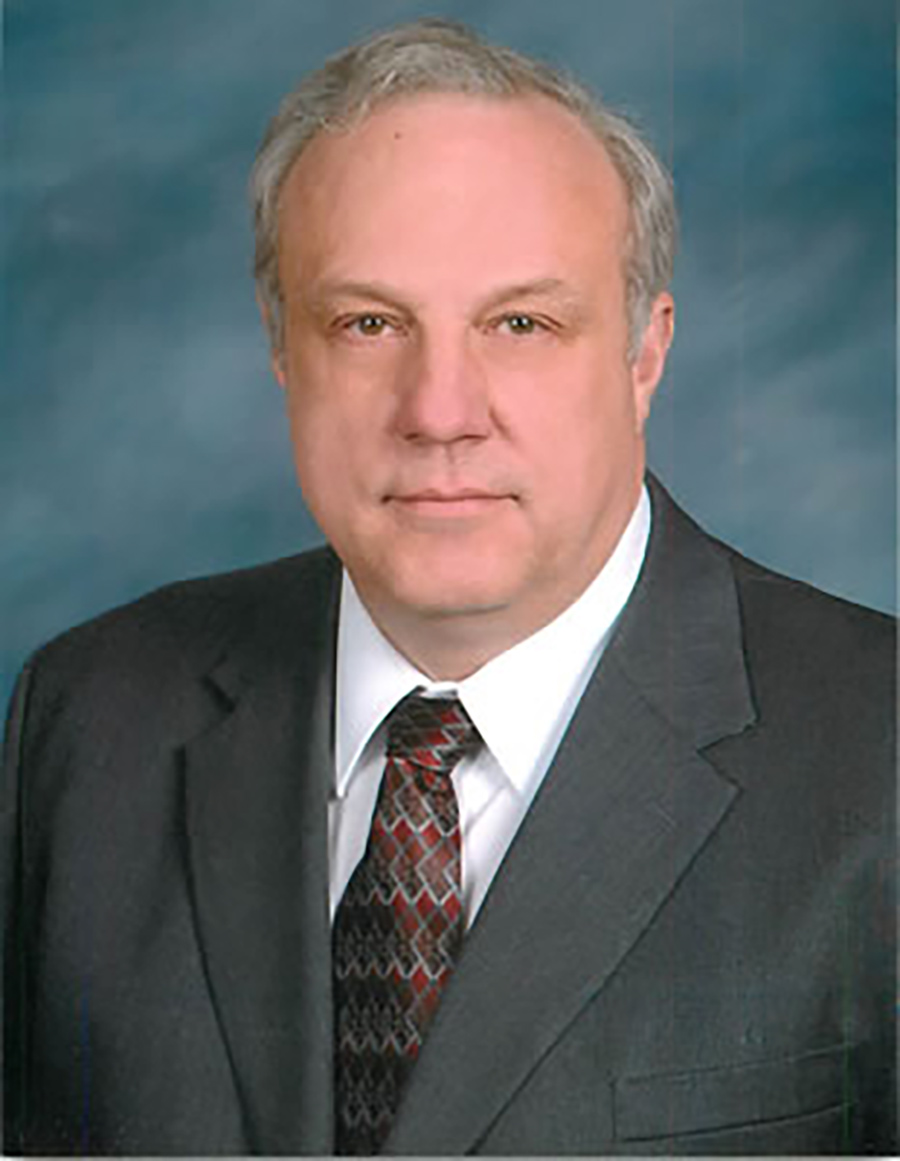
[250, 18, 677, 359]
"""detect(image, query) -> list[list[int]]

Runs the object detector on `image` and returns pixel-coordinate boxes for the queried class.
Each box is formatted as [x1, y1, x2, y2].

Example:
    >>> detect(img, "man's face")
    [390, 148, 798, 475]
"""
[272, 94, 673, 674]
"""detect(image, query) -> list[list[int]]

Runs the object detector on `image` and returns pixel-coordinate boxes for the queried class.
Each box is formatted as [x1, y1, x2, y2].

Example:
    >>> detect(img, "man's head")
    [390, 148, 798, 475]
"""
[251, 20, 676, 678]
[252, 19, 676, 361]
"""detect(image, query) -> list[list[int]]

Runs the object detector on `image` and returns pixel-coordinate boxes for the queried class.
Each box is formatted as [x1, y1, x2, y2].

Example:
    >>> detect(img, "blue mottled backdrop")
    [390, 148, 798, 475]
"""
[4, 0, 895, 707]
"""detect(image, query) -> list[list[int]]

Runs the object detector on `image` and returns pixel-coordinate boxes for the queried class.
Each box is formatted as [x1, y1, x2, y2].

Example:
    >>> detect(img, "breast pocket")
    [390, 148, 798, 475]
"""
[614, 1044, 854, 1150]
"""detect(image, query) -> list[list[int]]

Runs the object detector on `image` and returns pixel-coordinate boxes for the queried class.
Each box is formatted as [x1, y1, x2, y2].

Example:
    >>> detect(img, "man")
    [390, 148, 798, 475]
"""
[3, 18, 895, 1156]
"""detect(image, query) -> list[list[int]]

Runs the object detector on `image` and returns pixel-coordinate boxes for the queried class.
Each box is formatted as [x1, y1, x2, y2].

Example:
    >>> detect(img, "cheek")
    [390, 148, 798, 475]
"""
[286, 338, 399, 434]
[514, 362, 634, 463]
[516, 377, 639, 530]
[284, 376, 393, 534]
[284, 352, 368, 453]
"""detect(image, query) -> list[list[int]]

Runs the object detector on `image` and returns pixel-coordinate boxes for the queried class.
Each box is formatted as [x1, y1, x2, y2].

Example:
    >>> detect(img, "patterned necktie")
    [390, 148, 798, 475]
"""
[332, 692, 482, 1155]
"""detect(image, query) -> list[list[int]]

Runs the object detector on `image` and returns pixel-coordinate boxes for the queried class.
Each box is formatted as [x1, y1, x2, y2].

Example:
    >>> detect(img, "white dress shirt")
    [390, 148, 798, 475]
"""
[329, 485, 651, 927]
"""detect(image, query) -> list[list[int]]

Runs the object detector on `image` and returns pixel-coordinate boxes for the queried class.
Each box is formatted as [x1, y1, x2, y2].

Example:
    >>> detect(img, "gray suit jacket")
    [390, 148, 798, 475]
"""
[3, 477, 895, 1154]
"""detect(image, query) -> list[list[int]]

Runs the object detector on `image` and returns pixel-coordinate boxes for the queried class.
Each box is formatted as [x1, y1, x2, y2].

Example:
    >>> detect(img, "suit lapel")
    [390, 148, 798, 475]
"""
[182, 552, 340, 1155]
[386, 478, 758, 1155]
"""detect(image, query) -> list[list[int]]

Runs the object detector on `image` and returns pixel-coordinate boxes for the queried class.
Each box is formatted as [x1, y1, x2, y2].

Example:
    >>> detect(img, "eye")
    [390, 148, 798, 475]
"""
[497, 314, 542, 336]
[347, 314, 392, 337]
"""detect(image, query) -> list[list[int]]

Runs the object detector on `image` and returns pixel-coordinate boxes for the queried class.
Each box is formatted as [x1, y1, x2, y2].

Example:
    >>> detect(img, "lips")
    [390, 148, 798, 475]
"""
[393, 488, 502, 501]
[386, 488, 515, 517]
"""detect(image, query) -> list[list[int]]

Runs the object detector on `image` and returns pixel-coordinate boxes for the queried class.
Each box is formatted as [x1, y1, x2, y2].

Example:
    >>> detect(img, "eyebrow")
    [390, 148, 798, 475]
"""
[304, 280, 417, 316]
[475, 278, 583, 315]
[305, 276, 584, 316]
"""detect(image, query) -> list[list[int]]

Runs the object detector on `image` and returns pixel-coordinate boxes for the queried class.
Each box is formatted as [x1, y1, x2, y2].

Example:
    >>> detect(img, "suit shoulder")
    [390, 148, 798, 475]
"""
[728, 548, 894, 644]
[725, 547, 895, 713]
[24, 547, 340, 693]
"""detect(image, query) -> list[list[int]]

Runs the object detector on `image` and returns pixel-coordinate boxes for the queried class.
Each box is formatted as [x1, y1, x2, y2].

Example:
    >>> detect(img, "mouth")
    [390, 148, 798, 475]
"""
[386, 489, 515, 518]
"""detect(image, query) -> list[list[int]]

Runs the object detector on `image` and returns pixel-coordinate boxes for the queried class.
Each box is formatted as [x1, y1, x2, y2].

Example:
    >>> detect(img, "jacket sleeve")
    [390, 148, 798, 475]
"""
[2, 660, 34, 1154]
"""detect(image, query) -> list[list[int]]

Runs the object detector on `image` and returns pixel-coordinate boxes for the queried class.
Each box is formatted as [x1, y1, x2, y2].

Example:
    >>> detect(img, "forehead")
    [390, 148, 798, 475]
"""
[277, 94, 630, 301]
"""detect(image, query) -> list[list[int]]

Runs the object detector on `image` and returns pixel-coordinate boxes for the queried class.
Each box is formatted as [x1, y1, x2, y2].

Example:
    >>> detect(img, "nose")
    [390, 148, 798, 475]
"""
[393, 330, 491, 445]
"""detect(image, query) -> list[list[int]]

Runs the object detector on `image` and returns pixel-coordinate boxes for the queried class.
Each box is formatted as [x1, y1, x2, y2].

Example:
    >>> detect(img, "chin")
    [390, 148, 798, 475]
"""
[378, 551, 521, 621]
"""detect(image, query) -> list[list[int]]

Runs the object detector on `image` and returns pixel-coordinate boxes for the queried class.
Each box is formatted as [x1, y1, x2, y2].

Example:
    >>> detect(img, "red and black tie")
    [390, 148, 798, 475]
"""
[332, 692, 482, 1154]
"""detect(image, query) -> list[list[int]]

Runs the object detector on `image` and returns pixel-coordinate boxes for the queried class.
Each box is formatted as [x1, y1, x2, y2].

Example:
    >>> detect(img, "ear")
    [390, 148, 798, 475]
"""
[257, 292, 287, 389]
[630, 292, 674, 428]
[270, 348, 287, 390]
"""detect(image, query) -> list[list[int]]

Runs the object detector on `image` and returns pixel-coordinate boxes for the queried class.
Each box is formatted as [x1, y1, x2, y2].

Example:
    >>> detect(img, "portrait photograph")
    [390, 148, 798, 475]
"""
[3, 0, 895, 1155]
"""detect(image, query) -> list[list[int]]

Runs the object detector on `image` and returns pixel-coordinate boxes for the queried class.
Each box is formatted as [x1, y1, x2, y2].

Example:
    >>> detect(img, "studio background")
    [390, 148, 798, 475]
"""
[4, 0, 895, 709]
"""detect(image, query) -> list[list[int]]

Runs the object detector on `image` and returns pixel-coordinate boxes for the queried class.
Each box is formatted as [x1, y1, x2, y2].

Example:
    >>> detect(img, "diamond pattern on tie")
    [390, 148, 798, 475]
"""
[333, 693, 481, 1155]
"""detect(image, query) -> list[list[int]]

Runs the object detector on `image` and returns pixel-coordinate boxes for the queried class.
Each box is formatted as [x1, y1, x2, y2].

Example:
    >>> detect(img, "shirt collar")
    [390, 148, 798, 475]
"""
[335, 485, 651, 797]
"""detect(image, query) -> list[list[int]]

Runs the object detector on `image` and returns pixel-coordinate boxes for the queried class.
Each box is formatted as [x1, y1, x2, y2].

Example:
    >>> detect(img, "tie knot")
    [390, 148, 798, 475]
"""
[386, 692, 481, 772]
